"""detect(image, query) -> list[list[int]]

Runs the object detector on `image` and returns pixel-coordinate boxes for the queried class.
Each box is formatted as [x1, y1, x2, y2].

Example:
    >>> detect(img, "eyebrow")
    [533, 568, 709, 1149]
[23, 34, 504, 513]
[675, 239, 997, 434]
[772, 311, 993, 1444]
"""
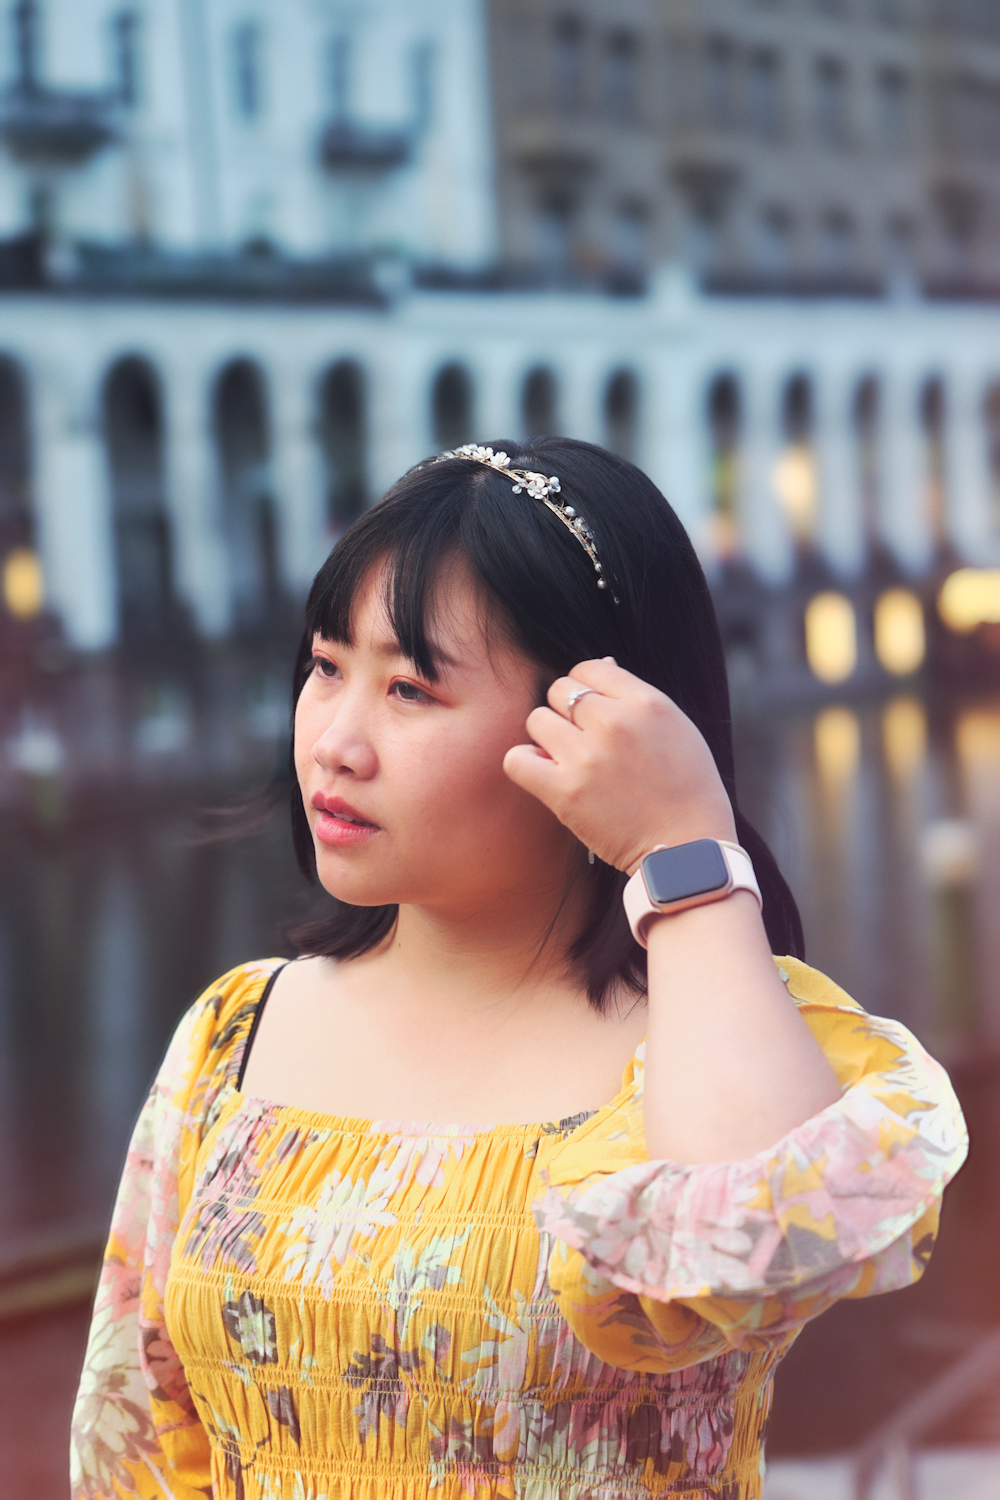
[315, 633, 461, 674]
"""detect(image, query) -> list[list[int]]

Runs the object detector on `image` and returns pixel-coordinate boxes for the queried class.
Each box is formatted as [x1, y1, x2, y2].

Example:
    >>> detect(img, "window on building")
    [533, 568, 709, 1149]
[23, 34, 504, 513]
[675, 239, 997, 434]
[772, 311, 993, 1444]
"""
[756, 206, 793, 279]
[704, 37, 737, 128]
[232, 21, 264, 121]
[820, 210, 855, 276]
[870, 0, 903, 23]
[885, 214, 917, 283]
[603, 31, 638, 122]
[326, 33, 350, 118]
[814, 58, 848, 146]
[110, 11, 141, 108]
[876, 68, 909, 149]
[536, 193, 575, 273]
[747, 50, 782, 139]
[13, 0, 39, 86]
[552, 17, 584, 114]
[412, 40, 434, 130]
[608, 200, 648, 270]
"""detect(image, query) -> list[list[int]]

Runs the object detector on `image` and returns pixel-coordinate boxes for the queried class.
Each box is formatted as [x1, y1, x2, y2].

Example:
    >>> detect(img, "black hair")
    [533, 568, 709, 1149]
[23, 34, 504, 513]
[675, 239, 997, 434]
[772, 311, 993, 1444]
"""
[290, 437, 804, 1007]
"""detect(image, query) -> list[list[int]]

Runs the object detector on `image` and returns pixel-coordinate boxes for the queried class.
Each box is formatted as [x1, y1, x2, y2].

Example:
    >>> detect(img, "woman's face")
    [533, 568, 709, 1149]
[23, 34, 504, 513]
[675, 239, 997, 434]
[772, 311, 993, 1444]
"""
[294, 560, 577, 917]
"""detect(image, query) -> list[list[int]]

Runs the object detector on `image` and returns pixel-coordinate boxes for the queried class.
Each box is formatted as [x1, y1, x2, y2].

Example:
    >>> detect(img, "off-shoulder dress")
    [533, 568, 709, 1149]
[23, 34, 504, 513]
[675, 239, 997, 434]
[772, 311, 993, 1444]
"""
[70, 956, 967, 1500]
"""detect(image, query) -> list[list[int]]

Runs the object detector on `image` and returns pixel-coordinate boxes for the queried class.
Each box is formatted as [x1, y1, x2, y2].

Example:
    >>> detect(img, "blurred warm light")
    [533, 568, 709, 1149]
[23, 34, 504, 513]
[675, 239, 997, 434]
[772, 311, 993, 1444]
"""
[956, 707, 1000, 765]
[2, 547, 44, 619]
[874, 588, 925, 676]
[882, 696, 927, 780]
[938, 567, 1000, 633]
[805, 591, 857, 683]
[815, 704, 860, 785]
[773, 444, 817, 539]
[919, 819, 979, 889]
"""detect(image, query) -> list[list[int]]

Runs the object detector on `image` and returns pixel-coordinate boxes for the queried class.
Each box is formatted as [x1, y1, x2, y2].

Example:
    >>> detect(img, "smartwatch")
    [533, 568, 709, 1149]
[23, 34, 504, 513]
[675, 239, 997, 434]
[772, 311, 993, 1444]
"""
[623, 838, 762, 948]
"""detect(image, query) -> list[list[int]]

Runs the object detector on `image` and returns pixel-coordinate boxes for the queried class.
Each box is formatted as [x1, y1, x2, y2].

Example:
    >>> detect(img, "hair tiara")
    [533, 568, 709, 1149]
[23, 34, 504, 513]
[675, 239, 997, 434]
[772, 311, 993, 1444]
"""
[433, 443, 616, 601]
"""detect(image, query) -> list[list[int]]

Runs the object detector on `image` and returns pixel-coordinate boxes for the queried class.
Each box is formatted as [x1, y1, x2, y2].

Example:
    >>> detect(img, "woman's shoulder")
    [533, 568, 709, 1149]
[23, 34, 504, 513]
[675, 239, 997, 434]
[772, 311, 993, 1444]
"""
[156, 958, 287, 1116]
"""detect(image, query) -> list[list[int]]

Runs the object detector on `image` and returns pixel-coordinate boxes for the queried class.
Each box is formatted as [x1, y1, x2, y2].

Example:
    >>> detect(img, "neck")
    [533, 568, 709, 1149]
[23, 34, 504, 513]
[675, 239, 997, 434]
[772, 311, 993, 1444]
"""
[371, 867, 589, 1025]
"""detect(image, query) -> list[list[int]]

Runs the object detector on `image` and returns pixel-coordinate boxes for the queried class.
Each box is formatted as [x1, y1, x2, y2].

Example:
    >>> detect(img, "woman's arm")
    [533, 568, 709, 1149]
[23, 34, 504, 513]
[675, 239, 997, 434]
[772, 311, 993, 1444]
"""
[504, 656, 840, 1164]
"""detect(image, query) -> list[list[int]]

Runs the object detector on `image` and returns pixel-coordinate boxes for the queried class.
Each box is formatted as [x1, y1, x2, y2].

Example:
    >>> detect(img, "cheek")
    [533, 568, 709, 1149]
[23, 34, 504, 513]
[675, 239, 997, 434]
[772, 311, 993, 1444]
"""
[396, 710, 529, 824]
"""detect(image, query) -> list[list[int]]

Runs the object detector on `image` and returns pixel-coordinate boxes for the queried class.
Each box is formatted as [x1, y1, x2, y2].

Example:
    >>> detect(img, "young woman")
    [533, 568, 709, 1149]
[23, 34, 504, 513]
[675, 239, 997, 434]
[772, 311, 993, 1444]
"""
[72, 439, 966, 1500]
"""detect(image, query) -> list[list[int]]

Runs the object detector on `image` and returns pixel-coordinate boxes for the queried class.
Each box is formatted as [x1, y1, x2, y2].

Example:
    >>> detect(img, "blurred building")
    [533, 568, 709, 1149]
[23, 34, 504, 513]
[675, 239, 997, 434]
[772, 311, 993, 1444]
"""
[0, 0, 496, 265]
[0, 0, 998, 715]
[488, 0, 1000, 297]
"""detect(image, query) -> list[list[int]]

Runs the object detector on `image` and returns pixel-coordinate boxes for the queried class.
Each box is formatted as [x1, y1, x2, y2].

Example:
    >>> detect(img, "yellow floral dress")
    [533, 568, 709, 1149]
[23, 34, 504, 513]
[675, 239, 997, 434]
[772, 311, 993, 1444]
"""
[71, 956, 966, 1500]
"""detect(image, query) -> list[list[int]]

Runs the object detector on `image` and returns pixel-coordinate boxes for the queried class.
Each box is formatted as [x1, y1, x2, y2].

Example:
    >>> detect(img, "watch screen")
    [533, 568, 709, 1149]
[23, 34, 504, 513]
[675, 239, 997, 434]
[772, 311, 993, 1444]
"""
[643, 839, 729, 906]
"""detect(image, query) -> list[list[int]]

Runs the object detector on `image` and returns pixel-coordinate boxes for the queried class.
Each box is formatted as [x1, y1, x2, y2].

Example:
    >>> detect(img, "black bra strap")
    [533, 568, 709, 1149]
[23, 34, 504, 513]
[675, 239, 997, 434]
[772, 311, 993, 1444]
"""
[236, 962, 290, 1091]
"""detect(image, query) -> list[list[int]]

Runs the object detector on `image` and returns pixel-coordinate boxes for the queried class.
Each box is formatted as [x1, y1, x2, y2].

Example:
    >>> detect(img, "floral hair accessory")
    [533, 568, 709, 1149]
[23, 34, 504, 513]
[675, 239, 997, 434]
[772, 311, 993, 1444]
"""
[435, 443, 615, 598]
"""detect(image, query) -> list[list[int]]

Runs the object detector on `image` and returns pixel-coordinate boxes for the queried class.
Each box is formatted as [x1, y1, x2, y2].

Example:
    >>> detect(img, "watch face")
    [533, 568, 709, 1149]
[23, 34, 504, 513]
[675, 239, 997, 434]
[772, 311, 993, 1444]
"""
[642, 839, 729, 907]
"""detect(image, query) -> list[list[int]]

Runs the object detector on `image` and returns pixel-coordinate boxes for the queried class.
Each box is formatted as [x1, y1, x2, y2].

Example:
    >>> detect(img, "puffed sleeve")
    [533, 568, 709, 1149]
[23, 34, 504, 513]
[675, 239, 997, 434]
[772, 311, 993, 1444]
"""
[533, 958, 968, 1374]
[70, 960, 279, 1499]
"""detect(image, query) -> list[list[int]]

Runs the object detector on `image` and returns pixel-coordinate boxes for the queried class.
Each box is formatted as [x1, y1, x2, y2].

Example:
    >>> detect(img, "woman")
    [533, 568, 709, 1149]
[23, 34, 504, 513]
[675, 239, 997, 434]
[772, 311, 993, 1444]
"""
[72, 439, 966, 1500]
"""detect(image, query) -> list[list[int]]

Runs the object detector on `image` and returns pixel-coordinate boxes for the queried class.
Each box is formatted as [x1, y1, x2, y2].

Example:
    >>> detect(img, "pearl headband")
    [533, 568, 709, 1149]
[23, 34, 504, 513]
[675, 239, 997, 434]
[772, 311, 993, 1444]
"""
[434, 444, 615, 599]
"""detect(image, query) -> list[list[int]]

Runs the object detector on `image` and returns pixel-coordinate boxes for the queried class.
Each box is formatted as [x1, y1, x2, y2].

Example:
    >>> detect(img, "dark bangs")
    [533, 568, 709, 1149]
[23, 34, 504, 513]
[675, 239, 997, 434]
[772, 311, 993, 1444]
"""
[290, 438, 805, 1006]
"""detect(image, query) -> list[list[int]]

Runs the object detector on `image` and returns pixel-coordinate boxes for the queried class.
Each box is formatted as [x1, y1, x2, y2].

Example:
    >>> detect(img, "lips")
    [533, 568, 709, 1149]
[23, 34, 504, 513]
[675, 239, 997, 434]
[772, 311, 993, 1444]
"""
[310, 793, 380, 849]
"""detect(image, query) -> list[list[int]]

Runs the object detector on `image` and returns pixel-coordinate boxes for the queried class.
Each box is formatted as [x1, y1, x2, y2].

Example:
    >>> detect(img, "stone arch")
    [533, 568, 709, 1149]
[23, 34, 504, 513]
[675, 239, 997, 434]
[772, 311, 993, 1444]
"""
[213, 358, 280, 627]
[706, 371, 741, 558]
[984, 379, 1000, 531]
[104, 354, 175, 635]
[522, 366, 558, 438]
[776, 370, 818, 547]
[318, 360, 367, 530]
[919, 374, 946, 546]
[604, 368, 639, 460]
[853, 373, 880, 546]
[431, 363, 474, 451]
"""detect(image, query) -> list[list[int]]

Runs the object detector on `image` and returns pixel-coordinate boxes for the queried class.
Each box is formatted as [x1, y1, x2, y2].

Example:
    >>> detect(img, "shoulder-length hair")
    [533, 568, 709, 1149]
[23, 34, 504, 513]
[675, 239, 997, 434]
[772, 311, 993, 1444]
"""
[290, 437, 804, 1008]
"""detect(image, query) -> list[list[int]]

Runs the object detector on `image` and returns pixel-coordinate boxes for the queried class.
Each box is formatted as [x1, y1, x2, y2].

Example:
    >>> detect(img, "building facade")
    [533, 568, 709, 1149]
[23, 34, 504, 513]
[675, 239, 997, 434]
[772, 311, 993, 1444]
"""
[0, 0, 498, 265]
[2, 273, 998, 655]
[487, 0, 1000, 294]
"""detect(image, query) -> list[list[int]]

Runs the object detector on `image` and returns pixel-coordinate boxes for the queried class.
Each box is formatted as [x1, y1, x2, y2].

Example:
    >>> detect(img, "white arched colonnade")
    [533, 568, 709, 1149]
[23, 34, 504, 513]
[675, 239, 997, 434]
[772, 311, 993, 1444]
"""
[3, 274, 1000, 650]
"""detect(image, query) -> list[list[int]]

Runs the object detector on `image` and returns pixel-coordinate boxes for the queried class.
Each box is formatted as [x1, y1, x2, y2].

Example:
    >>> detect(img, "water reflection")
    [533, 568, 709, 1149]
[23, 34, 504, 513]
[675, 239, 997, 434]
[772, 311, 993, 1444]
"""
[1, 691, 999, 1452]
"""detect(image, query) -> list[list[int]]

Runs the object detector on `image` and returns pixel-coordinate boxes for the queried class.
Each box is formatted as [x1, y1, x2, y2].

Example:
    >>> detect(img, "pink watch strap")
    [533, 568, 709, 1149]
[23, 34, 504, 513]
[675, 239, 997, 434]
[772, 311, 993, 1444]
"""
[623, 839, 763, 948]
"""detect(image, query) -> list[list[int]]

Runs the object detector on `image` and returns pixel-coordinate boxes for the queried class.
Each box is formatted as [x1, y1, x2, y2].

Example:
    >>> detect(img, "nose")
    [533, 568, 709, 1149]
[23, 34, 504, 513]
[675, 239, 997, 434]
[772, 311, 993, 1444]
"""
[309, 690, 379, 780]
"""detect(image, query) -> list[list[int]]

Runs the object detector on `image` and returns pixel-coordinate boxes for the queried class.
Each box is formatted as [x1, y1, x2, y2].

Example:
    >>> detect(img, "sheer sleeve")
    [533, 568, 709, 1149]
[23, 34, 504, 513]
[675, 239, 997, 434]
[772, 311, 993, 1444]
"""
[70, 960, 279, 1499]
[533, 958, 968, 1375]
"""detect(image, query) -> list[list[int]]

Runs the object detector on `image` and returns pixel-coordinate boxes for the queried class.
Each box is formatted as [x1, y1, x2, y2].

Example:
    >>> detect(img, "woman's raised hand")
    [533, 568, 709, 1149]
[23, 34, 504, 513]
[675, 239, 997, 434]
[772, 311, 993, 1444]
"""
[502, 658, 737, 874]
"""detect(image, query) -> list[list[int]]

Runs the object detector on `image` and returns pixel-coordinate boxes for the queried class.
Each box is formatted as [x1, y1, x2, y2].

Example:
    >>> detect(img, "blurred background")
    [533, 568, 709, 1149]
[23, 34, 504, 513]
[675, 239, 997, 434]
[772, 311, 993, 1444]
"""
[1, 1, 1000, 1496]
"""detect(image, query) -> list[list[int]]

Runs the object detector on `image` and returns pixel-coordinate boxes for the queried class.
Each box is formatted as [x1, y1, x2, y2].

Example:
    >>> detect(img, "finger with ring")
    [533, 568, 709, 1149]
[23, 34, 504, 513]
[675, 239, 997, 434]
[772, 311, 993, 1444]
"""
[566, 684, 598, 725]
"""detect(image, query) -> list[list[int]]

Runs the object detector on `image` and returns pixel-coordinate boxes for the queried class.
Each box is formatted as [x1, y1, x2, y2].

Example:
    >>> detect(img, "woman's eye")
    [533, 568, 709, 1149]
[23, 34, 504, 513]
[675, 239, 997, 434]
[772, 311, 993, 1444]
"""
[391, 680, 432, 704]
[311, 655, 341, 679]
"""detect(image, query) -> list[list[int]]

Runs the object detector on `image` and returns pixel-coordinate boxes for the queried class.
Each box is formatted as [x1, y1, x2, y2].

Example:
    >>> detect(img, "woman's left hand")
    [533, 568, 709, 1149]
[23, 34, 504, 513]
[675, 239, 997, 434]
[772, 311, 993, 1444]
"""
[503, 658, 737, 874]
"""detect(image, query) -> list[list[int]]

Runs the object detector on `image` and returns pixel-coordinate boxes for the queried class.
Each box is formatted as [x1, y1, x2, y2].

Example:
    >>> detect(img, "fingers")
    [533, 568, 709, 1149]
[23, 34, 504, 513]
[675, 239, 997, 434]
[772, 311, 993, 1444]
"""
[525, 704, 582, 759]
[565, 656, 648, 700]
[502, 742, 564, 803]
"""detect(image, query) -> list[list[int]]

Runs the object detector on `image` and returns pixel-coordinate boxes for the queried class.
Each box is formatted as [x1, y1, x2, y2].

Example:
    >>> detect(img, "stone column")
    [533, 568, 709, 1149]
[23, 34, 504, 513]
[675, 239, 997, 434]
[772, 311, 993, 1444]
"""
[643, 358, 709, 548]
[815, 367, 865, 578]
[32, 358, 117, 651]
[944, 368, 994, 562]
[738, 366, 794, 584]
[879, 367, 932, 575]
[270, 362, 327, 595]
[161, 359, 231, 637]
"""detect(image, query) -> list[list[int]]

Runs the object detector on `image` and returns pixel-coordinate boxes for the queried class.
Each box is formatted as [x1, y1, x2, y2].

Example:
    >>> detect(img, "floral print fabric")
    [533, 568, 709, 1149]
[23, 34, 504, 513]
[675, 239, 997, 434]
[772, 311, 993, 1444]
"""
[71, 957, 966, 1499]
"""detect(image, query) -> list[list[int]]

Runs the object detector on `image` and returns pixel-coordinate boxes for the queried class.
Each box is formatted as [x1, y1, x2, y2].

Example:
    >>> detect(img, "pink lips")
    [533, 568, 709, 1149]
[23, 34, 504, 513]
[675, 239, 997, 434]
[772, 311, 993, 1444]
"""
[310, 793, 380, 849]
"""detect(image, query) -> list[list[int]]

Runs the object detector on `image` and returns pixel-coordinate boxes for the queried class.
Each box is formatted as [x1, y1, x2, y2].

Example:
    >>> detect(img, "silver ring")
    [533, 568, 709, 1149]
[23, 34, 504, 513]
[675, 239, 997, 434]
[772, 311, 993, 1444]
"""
[566, 685, 598, 725]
